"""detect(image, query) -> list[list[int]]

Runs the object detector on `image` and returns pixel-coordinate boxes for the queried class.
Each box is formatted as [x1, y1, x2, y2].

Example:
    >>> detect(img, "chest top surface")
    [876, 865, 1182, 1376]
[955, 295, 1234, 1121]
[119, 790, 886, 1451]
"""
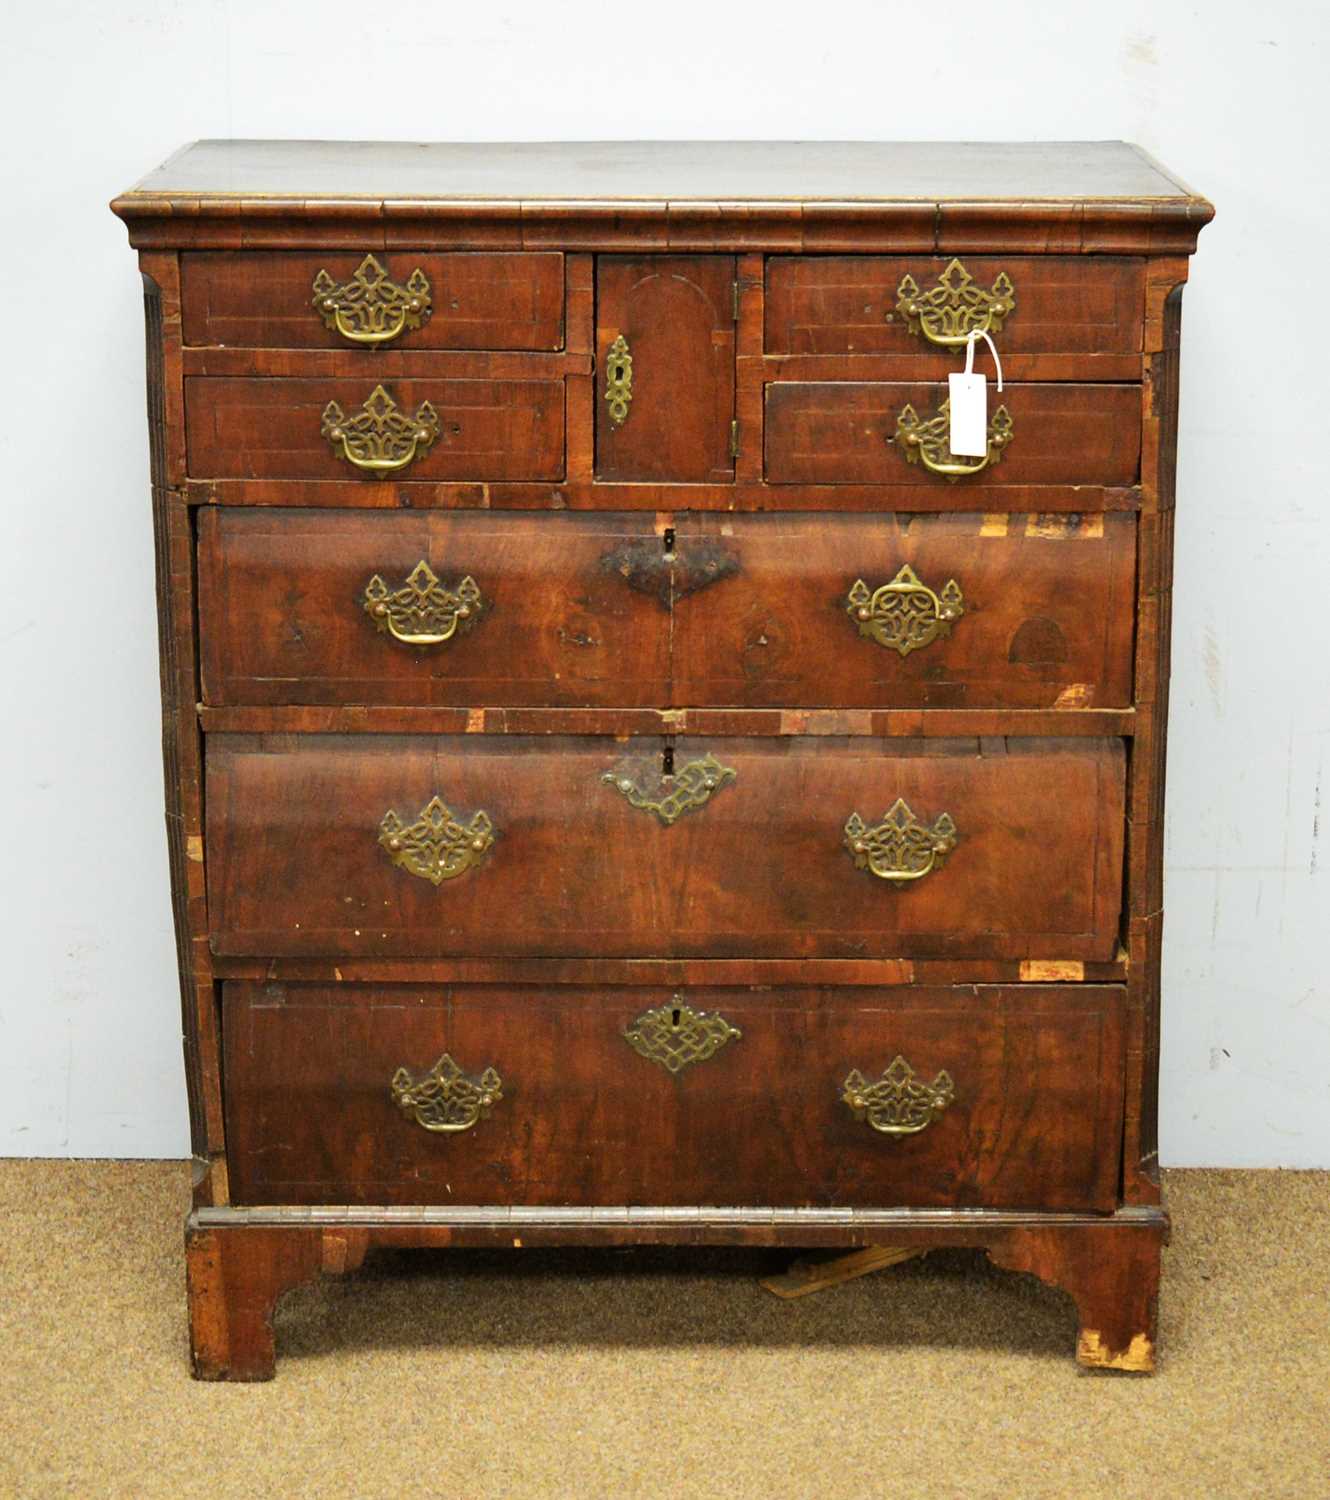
[111, 140, 1212, 255]
[120, 138, 1200, 203]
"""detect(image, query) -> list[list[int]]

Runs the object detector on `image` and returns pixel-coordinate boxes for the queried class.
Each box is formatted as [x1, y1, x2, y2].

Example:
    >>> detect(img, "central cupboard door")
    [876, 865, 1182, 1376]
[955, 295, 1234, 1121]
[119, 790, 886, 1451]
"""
[596, 255, 737, 481]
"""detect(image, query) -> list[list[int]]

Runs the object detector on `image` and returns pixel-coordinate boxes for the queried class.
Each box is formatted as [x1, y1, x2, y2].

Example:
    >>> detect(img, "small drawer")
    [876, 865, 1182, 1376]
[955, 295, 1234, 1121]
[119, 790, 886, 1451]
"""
[671, 511, 1136, 709]
[181, 251, 565, 351]
[197, 508, 670, 708]
[205, 734, 1125, 962]
[765, 256, 1144, 378]
[764, 382, 1141, 487]
[221, 981, 1126, 1211]
[185, 376, 564, 482]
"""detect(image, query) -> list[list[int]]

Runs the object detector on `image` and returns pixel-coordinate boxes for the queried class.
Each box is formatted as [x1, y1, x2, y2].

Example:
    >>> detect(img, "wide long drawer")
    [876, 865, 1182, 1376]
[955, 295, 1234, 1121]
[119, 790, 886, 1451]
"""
[197, 508, 1136, 711]
[185, 376, 565, 482]
[221, 981, 1126, 1211]
[205, 735, 1125, 961]
[182, 251, 565, 351]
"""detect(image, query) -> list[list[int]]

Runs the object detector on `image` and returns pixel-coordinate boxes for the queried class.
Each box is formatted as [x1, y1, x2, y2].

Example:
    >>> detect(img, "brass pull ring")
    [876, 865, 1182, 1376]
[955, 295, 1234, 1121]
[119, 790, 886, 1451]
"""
[844, 798, 957, 883]
[364, 561, 482, 647]
[604, 333, 633, 425]
[846, 565, 964, 657]
[322, 384, 440, 474]
[312, 255, 432, 346]
[842, 1055, 955, 1135]
[892, 400, 1013, 482]
[391, 1053, 503, 1133]
[379, 795, 494, 885]
[895, 259, 1014, 347]
[602, 753, 736, 826]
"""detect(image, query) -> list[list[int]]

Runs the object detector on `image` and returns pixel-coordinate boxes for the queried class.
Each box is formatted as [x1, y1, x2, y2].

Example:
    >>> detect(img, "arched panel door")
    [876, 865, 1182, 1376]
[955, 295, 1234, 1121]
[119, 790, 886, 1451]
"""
[596, 255, 737, 482]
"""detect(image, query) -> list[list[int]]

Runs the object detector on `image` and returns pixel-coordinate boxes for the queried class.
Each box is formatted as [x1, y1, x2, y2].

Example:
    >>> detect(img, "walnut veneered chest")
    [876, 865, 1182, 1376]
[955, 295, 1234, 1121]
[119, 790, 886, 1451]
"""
[112, 140, 1212, 1379]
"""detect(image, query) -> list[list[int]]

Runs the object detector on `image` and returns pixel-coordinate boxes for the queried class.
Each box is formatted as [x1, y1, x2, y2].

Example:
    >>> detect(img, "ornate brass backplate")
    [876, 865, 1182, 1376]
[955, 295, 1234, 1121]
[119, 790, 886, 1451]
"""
[846, 564, 964, 657]
[844, 798, 958, 882]
[390, 1053, 503, 1133]
[321, 384, 441, 474]
[893, 399, 1014, 481]
[604, 333, 633, 425]
[602, 753, 737, 826]
[623, 997, 742, 1074]
[842, 1055, 956, 1135]
[379, 795, 494, 885]
[363, 561, 482, 647]
[894, 259, 1015, 346]
[312, 254, 432, 345]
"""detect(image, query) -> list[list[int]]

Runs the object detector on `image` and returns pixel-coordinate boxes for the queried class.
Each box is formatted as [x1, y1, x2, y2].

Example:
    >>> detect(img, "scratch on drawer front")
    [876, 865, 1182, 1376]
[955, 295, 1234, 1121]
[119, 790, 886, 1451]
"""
[1026, 515, 1105, 539]
[1020, 960, 1085, 981]
[980, 514, 1009, 537]
[186, 835, 204, 863]
[1053, 683, 1095, 709]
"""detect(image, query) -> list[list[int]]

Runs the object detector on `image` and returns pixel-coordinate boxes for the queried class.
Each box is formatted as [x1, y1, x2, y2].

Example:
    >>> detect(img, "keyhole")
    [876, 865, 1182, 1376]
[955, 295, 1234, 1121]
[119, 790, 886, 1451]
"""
[662, 527, 676, 557]
[671, 1008, 682, 1028]
[662, 744, 675, 777]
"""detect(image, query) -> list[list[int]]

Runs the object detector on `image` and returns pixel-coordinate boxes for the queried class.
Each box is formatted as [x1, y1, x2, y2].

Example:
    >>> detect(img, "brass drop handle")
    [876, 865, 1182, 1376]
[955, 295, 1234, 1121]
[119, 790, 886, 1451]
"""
[322, 384, 441, 474]
[312, 254, 432, 346]
[379, 795, 495, 885]
[604, 333, 633, 425]
[844, 798, 957, 882]
[895, 258, 1014, 347]
[847, 565, 964, 657]
[892, 400, 1013, 481]
[363, 561, 482, 647]
[602, 753, 736, 826]
[842, 1055, 955, 1135]
[391, 1052, 503, 1133]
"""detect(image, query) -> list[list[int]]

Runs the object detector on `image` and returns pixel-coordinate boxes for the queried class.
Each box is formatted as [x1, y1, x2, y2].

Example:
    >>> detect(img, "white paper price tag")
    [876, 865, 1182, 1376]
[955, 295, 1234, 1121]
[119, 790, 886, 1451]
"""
[948, 372, 988, 457]
[948, 328, 1005, 458]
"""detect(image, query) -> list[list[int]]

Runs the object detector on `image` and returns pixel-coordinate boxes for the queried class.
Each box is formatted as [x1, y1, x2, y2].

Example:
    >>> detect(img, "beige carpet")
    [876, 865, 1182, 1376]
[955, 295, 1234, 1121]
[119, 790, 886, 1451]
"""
[2, 1163, 1327, 1498]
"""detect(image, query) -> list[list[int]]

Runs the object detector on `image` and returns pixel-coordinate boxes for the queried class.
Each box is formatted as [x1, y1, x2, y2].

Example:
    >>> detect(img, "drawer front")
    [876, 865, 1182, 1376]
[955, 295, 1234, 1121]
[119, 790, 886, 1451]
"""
[672, 511, 1136, 709]
[181, 251, 565, 350]
[206, 735, 1124, 961]
[764, 382, 1140, 487]
[765, 256, 1144, 374]
[197, 508, 670, 708]
[222, 981, 1126, 1211]
[185, 377, 564, 482]
[197, 509, 1135, 711]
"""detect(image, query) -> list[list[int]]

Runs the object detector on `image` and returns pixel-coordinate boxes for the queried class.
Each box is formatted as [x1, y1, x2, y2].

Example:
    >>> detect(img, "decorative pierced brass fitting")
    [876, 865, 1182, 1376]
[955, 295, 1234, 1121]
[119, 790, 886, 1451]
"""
[390, 1053, 503, 1133]
[379, 795, 494, 885]
[604, 333, 633, 425]
[623, 997, 742, 1074]
[842, 1055, 956, 1136]
[602, 753, 736, 826]
[321, 384, 440, 474]
[892, 399, 1013, 481]
[363, 561, 482, 647]
[894, 259, 1014, 346]
[844, 798, 957, 883]
[846, 564, 964, 657]
[312, 254, 432, 345]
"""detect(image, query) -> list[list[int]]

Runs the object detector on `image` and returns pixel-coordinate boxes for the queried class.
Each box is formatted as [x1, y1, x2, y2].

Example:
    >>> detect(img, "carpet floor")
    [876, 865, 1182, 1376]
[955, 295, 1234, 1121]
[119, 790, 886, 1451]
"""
[1, 1162, 1327, 1498]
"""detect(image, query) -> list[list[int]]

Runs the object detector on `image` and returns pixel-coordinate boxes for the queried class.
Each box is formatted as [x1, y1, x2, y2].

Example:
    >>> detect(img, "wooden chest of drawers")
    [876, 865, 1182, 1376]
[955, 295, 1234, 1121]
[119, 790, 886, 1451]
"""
[112, 140, 1212, 1379]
